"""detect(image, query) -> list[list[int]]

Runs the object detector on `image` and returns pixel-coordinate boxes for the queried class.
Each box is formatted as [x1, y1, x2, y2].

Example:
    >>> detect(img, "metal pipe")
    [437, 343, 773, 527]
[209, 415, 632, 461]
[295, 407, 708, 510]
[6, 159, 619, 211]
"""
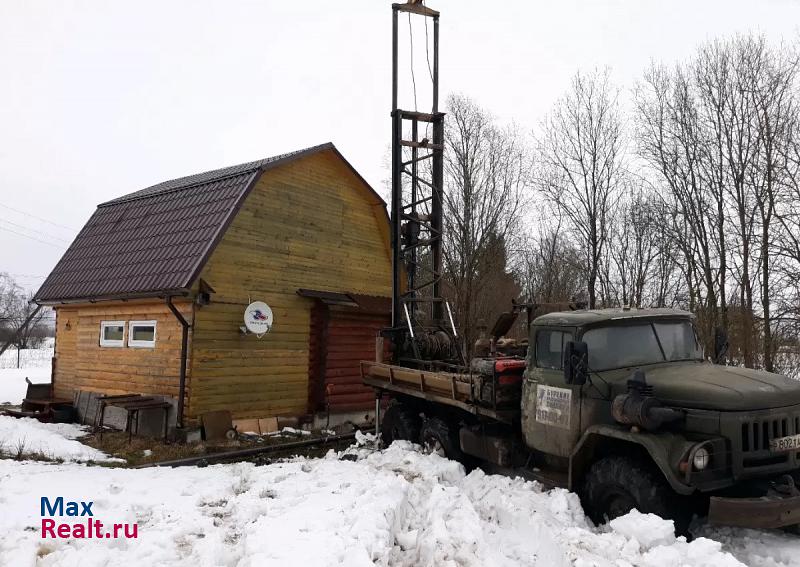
[135, 431, 357, 468]
[392, 5, 398, 112]
[404, 303, 415, 338]
[166, 296, 190, 428]
[411, 118, 418, 299]
[446, 301, 457, 337]
[391, 5, 402, 329]
[375, 393, 381, 438]
[433, 16, 439, 113]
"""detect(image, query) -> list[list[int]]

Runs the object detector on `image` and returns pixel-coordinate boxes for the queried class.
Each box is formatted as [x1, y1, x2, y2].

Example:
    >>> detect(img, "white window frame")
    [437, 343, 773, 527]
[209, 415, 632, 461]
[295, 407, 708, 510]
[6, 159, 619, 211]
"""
[128, 320, 157, 348]
[99, 321, 126, 348]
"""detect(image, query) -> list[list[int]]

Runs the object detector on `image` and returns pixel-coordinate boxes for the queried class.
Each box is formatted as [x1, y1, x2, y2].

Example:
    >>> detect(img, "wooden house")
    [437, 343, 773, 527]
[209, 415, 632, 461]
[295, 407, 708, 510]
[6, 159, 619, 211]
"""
[34, 143, 392, 426]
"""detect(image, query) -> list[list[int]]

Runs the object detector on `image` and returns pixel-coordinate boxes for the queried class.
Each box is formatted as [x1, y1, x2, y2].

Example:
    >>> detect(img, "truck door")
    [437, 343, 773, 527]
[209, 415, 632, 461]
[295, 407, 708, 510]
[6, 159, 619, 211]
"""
[521, 327, 582, 458]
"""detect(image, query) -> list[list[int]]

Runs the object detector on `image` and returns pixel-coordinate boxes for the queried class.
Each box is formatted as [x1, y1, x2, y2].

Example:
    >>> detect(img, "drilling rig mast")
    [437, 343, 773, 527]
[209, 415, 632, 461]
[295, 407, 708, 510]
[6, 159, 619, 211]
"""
[389, 2, 461, 369]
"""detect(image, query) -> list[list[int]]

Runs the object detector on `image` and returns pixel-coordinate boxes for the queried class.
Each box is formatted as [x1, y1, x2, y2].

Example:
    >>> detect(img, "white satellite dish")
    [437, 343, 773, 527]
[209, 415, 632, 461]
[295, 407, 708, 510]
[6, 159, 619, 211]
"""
[243, 301, 274, 337]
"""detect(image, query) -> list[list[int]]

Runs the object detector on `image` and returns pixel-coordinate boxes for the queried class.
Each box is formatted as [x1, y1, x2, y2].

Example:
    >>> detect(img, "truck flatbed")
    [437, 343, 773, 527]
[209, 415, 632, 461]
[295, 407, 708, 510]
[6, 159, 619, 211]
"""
[360, 361, 520, 424]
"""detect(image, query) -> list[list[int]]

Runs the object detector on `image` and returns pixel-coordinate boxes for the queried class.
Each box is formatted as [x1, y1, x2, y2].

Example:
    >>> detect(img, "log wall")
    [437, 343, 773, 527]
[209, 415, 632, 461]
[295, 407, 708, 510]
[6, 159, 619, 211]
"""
[52, 300, 193, 403]
[189, 150, 392, 419]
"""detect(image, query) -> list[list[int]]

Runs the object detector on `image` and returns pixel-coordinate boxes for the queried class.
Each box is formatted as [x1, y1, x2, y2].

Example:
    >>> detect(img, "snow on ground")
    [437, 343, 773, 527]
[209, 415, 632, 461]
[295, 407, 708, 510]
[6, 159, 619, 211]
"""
[0, 441, 756, 567]
[0, 353, 798, 565]
[0, 344, 53, 405]
[695, 525, 800, 567]
[0, 416, 118, 463]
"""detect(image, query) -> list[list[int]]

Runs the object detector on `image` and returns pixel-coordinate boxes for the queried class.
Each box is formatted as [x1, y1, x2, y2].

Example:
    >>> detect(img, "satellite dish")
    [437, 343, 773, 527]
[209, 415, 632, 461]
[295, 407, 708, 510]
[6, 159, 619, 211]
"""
[243, 301, 274, 337]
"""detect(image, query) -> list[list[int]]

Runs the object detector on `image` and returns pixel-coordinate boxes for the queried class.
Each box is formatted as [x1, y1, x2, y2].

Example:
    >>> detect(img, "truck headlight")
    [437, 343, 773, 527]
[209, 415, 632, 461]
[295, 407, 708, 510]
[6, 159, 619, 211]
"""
[693, 447, 710, 470]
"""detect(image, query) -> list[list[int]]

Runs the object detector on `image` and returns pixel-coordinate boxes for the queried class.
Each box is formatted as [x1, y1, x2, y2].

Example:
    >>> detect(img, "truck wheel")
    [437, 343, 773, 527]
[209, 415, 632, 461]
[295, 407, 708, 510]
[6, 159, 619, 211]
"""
[420, 416, 466, 462]
[380, 403, 421, 447]
[581, 456, 692, 535]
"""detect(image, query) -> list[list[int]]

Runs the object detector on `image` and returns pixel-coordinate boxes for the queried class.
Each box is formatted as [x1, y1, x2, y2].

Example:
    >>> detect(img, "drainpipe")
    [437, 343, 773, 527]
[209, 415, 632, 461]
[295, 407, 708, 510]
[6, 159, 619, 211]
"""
[166, 296, 190, 428]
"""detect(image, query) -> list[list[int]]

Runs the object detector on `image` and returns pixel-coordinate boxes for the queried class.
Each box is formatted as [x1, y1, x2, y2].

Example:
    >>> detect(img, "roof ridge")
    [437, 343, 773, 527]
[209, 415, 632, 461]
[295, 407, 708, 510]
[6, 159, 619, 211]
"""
[100, 142, 334, 206]
[97, 168, 259, 208]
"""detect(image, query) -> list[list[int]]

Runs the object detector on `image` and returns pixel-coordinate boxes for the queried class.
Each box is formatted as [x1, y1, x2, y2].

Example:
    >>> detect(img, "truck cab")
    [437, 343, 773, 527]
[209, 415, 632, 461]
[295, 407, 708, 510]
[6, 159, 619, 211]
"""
[522, 307, 800, 531]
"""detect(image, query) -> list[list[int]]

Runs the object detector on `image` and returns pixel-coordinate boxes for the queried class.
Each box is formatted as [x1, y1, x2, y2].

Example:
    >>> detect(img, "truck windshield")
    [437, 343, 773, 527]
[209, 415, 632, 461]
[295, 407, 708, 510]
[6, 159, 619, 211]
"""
[582, 320, 703, 371]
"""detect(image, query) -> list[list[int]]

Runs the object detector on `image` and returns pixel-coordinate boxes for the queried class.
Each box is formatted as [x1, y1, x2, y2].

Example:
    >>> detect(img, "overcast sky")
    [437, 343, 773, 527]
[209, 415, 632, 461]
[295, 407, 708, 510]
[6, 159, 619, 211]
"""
[1, 0, 798, 293]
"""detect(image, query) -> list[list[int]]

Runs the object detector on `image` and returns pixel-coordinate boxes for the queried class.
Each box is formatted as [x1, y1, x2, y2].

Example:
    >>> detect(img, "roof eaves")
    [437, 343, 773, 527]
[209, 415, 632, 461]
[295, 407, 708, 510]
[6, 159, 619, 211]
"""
[36, 287, 191, 306]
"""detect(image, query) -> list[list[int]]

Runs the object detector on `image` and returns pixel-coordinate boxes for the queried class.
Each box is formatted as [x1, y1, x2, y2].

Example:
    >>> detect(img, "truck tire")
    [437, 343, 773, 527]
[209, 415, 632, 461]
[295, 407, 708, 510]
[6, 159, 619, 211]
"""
[380, 403, 421, 447]
[581, 456, 692, 535]
[420, 416, 467, 463]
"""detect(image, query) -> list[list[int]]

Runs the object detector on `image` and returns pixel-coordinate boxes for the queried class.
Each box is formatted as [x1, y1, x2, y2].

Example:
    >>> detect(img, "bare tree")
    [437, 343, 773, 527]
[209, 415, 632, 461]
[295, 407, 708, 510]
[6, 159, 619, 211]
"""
[743, 39, 800, 371]
[0, 273, 48, 367]
[517, 220, 585, 305]
[603, 183, 674, 308]
[635, 62, 727, 352]
[536, 69, 626, 308]
[636, 35, 800, 369]
[441, 94, 529, 353]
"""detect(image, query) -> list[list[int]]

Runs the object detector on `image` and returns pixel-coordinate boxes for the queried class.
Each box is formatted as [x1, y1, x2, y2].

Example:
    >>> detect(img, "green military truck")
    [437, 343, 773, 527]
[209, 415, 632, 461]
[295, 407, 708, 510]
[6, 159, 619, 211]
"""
[362, 307, 800, 533]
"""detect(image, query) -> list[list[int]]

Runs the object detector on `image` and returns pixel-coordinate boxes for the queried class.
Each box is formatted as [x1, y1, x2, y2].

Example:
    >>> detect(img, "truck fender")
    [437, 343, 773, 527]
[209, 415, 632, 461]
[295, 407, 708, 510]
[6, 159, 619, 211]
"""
[568, 424, 695, 496]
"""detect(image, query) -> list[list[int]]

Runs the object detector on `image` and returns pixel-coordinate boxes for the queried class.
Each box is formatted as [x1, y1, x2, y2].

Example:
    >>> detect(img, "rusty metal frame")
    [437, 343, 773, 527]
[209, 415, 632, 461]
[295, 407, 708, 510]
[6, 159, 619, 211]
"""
[390, 2, 445, 335]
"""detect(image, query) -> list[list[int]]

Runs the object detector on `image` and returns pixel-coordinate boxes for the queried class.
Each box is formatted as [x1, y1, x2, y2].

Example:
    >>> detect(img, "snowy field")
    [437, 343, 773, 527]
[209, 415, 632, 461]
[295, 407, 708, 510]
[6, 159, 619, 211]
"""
[0, 423, 797, 567]
[0, 439, 754, 567]
[1, 358, 800, 565]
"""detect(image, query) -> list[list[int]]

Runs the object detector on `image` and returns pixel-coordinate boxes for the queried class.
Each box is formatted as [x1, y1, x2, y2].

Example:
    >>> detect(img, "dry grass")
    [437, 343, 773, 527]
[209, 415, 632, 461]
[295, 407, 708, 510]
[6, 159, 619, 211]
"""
[80, 431, 210, 466]
[79, 428, 345, 467]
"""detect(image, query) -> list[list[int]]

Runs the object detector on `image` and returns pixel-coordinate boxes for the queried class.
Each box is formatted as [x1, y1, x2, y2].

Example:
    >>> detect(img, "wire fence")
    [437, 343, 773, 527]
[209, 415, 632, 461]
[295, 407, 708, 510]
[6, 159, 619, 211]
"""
[0, 341, 54, 369]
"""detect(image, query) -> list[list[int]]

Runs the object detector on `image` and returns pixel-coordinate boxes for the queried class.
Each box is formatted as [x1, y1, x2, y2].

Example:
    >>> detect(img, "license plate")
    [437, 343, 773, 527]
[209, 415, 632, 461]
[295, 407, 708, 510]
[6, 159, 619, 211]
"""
[770, 434, 800, 453]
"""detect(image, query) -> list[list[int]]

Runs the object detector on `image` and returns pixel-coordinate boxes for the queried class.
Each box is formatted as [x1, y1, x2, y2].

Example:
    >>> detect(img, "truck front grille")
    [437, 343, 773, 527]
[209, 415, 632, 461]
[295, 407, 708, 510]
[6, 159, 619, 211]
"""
[720, 406, 800, 477]
[740, 416, 798, 452]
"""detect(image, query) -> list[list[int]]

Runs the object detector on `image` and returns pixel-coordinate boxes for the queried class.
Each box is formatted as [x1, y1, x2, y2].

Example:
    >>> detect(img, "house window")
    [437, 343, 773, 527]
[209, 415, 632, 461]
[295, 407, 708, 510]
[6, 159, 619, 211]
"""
[99, 321, 125, 347]
[128, 320, 157, 348]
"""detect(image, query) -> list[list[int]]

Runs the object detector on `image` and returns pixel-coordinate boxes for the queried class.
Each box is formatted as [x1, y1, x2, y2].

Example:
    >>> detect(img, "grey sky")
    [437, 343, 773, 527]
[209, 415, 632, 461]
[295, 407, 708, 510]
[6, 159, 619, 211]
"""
[1, 0, 798, 292]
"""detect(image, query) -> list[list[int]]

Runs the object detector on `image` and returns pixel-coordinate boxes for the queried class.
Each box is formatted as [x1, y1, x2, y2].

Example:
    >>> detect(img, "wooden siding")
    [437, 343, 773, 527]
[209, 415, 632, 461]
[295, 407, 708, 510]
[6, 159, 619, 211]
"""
[189, 150, 392, 419]
[52, 300, 193, 403]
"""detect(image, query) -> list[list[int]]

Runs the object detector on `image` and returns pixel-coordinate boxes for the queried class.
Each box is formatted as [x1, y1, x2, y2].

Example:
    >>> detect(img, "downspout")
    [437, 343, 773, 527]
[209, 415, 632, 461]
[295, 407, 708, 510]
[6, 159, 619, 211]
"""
[166, 296, 190, 428]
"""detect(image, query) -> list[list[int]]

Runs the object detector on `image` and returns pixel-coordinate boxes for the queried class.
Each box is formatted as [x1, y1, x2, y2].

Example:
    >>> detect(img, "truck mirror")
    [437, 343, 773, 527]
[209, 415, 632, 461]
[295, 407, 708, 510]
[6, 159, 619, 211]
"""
[563, 341, 588, 385]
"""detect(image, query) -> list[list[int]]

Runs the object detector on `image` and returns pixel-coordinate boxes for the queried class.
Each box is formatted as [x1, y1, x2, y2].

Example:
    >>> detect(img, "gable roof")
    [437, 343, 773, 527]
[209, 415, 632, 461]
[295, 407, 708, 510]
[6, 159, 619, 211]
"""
[35, 142, 384, 304]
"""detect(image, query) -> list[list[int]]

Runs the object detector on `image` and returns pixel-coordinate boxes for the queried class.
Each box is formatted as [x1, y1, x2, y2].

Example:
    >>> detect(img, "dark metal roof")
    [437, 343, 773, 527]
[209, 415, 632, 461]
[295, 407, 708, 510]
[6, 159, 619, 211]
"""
[533, 308, 695, 327]
[35, 142, 366, 304]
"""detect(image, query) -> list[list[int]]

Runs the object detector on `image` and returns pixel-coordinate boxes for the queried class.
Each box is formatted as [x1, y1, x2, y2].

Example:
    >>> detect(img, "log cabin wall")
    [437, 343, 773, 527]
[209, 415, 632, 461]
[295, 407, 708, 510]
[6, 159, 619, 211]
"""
[189, 150, 392, 420]
[322, 307, 390, 413]
[51, 299, 193, 402]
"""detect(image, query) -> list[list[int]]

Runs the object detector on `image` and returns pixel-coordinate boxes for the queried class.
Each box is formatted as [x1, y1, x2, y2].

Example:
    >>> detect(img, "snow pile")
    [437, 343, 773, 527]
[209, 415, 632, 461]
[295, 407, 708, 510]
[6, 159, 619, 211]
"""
[0, 441, 754, 566]
[0, 416, 117, 462]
